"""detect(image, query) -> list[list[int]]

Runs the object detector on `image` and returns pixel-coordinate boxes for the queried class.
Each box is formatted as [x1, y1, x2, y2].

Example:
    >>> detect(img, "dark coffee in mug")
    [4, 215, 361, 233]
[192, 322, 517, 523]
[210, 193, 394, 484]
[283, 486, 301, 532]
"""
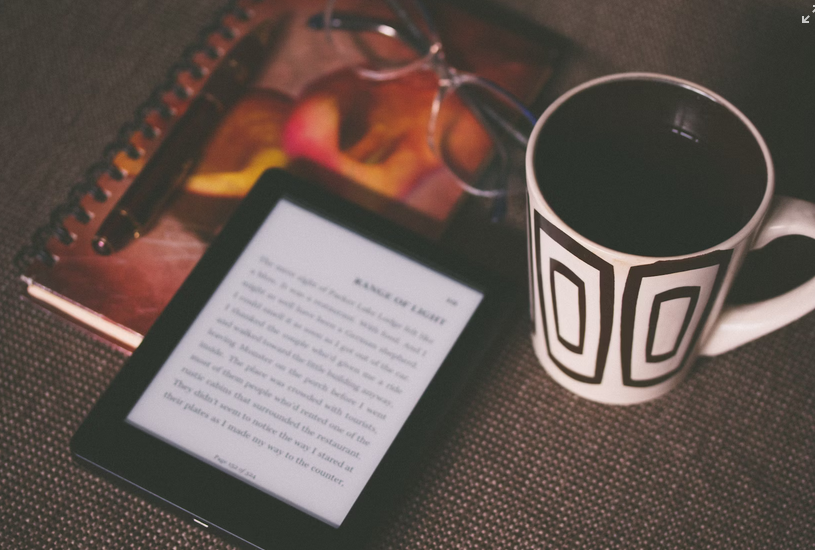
[533, 79, 767, 257]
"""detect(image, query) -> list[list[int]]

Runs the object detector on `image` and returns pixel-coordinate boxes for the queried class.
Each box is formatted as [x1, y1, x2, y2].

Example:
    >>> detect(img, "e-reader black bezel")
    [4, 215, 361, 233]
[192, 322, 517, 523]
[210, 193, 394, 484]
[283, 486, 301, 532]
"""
[71, 169, 517, 550]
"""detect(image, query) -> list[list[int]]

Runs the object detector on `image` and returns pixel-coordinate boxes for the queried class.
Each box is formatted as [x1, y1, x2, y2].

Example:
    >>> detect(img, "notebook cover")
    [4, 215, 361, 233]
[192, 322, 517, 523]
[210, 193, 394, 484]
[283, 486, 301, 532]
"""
[17, 0, 562, 352]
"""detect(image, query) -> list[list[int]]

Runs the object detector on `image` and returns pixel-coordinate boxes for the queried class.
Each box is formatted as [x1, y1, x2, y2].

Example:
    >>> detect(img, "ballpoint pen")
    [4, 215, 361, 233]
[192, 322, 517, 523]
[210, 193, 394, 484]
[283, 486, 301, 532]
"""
[92, 19, 280, 255]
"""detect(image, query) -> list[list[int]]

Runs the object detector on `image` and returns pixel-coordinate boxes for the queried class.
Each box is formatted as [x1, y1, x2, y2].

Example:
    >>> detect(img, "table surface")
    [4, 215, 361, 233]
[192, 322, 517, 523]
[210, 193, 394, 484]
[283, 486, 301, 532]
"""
[2, 0, 814, 548]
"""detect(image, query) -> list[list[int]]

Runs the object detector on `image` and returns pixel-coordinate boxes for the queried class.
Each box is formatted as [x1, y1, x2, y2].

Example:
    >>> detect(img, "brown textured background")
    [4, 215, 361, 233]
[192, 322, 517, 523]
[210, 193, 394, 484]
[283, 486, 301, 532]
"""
[1, 0, 814, 548]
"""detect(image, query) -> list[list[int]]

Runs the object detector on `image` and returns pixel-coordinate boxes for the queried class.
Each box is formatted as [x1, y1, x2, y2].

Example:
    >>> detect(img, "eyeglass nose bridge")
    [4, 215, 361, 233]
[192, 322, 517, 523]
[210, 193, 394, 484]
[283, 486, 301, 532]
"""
[426, 41, 457, 86]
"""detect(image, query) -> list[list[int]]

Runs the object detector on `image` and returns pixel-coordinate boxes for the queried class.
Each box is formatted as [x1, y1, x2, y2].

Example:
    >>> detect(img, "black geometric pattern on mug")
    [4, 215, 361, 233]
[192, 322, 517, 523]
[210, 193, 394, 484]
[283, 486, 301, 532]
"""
[550, 259, 586, 354]
[526, 197, 536, 333]
[620, 250, 732, 387]
[645, 286, 699, 363]
[535, 213, 614, 384]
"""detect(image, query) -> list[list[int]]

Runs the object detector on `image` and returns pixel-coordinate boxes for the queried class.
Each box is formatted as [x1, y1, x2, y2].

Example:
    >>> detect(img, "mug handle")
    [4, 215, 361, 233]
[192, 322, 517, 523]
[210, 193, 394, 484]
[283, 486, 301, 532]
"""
[701, 196, 815, 356]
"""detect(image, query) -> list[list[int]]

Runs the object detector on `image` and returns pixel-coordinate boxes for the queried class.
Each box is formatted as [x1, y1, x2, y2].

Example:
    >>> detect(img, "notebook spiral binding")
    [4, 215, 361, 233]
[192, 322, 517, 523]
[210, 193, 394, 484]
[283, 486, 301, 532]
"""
[14, 0, 265, 273]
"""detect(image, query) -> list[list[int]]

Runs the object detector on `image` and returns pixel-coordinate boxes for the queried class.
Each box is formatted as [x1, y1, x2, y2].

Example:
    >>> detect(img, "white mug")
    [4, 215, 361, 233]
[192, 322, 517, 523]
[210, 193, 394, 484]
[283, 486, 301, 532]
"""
[526, 73, 815, 404]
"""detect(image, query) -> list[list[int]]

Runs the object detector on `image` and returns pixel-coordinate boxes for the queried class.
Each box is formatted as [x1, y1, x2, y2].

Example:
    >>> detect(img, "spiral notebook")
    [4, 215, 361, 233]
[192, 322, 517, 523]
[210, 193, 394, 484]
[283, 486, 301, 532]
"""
[16, 0, 562, 353]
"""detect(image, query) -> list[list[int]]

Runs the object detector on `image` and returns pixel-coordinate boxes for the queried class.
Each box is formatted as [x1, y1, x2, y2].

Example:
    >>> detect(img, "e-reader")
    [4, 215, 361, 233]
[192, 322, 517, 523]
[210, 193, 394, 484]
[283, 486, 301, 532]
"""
[71, 169, 518, 549]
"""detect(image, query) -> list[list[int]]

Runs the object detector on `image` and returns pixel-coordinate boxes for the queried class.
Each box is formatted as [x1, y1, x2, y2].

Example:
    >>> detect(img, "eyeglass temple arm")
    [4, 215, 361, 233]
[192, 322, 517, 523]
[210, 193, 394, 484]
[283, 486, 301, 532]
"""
[454, 76, 535, 148]
[307, 12, 429, 56]
[473, 99, 532, 147]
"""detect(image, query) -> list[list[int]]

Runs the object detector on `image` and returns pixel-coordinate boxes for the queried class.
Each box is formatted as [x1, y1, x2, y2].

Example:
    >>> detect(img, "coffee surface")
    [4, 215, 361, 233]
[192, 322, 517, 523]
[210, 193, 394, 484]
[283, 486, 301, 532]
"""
[535, 122, 757, 257]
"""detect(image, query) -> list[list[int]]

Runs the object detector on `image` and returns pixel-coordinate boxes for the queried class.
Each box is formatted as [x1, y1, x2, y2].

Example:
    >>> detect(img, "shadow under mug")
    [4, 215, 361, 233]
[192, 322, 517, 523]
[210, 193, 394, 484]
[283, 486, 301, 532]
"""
[526, 72, 815, 405]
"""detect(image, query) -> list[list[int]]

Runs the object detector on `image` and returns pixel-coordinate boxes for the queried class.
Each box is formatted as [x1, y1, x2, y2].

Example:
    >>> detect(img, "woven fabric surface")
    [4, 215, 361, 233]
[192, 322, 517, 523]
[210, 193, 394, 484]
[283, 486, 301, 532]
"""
[1, 0, 814, 549]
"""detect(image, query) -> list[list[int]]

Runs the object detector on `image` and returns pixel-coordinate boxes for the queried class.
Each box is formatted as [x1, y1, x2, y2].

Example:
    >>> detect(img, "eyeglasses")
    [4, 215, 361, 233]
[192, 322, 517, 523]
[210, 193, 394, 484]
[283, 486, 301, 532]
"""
[307, 0, 536, 220]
